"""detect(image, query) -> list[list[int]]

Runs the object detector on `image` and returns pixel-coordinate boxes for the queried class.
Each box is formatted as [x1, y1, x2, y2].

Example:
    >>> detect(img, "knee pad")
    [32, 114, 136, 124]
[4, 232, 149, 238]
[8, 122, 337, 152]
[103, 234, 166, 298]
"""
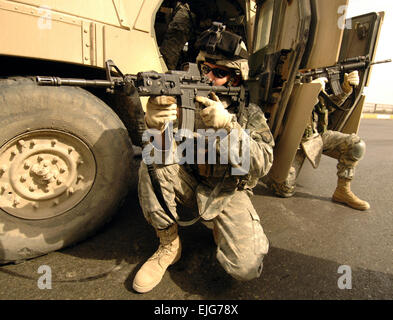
[351, 139, 366, 161]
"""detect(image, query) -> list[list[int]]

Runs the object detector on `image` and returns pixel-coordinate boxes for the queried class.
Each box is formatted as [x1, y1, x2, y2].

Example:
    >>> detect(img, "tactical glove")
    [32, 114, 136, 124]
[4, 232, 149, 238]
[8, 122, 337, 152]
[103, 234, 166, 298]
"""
[145, 96, 177, 131]
[342, 71, 360, 94]
[311, 77, 328, 91]
[196, 93, 232, 129]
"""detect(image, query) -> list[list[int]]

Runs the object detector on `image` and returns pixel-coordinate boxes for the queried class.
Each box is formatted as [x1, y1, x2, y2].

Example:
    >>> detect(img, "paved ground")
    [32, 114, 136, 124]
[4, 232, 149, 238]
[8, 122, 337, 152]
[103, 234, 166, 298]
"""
[0, 119, 392, 301]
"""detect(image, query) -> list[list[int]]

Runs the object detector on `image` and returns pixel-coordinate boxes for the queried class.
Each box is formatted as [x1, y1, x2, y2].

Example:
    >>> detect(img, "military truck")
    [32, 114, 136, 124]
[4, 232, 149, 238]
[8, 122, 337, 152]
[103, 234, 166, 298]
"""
[0, 0, 384, 263]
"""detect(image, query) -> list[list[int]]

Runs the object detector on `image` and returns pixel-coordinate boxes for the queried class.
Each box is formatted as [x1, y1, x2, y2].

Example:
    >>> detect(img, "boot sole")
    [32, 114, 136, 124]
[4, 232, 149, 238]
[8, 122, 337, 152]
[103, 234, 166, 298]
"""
[133, 279, 161, 294]
[332, 196, 370, 211]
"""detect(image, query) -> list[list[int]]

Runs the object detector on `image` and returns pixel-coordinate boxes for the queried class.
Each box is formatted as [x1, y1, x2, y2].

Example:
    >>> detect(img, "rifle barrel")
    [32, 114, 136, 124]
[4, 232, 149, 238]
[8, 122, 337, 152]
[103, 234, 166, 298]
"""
[36, 76, 115, 87]
[370, 59, 392, 65]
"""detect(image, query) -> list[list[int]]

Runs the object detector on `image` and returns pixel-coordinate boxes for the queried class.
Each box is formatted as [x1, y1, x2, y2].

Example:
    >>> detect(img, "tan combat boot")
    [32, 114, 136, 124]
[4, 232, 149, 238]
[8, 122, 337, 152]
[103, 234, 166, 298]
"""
[332, 177, 370, 211]
[133, 224, 181, 293]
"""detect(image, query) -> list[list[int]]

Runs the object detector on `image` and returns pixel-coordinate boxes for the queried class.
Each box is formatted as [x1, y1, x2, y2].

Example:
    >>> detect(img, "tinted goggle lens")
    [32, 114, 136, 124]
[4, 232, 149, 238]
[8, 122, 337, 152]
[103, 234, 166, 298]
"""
[200, 64, 230, 78]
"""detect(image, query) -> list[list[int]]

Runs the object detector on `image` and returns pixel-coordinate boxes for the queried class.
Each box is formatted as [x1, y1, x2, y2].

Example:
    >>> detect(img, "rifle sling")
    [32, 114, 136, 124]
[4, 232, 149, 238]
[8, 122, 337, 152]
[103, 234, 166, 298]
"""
[140, 85, 241, 228]
[319, 89, 354, 111]
[146, 162, 228, 227]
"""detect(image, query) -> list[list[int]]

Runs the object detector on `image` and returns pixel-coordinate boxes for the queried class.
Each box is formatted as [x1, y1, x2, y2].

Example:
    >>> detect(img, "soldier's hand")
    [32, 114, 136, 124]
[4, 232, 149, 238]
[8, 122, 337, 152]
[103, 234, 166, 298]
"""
[342, 71, 360, 93]
[311, 77, 328, 91]
[196, 93, 232, 129]
[145, 96, 177, 131]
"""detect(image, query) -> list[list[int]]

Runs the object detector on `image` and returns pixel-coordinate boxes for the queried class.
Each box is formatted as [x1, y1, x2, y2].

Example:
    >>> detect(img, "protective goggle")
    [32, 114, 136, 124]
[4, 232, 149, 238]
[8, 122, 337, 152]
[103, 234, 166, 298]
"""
[200, 64, 231, 78]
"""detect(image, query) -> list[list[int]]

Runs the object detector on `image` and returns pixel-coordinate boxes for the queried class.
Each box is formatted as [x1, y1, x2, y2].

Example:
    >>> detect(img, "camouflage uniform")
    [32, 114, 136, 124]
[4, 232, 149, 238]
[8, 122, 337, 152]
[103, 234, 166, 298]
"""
[271, 90, 366, 197]
[160, 1, 247, 70]
[159, 2, 195, 70]
[138, 101, 274, 280]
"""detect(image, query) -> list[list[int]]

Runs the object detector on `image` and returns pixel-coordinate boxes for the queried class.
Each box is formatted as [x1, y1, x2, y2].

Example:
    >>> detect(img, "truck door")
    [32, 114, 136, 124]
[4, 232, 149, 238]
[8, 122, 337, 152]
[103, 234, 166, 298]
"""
[330, 12, 385, 134]
[247, 1, 385, 184]
[247, 0, 316, 183]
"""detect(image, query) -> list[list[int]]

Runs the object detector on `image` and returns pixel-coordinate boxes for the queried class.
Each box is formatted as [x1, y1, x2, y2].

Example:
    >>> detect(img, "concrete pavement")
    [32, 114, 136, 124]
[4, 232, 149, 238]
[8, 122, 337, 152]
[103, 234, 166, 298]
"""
[0, 119, 392, 301]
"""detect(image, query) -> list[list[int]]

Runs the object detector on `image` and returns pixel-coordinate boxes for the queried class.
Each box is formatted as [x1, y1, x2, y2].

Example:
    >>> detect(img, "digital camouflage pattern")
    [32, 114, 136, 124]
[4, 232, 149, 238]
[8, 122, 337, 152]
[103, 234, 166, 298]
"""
[138, 102, 274, 280]
[159, 3, 194, 70]
[269, 89, 366, 197]
[160, 1, 247, 70]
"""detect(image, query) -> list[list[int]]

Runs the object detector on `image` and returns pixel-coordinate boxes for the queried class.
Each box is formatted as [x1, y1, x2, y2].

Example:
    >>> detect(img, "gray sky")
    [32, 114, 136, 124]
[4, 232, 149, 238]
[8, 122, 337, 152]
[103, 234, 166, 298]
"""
[347, 0, 393, 104]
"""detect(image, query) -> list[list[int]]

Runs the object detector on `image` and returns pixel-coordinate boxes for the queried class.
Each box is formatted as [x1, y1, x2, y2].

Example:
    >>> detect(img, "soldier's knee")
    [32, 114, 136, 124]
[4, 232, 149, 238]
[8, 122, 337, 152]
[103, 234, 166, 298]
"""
[217, 251, 265, 281]
[227, 257, 264, 281]
[350, 139, 366, 161]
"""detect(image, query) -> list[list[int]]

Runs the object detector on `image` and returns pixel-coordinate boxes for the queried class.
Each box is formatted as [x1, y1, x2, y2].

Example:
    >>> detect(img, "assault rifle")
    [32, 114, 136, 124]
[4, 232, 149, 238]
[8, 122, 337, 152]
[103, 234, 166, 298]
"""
[37, 59, 244, 227]
[36, 60, 243, 132]
[297, 55, 391, 96]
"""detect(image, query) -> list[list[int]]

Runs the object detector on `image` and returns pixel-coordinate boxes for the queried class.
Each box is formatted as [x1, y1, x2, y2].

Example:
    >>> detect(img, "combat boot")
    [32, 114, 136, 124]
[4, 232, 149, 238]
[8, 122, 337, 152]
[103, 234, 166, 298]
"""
[262, 173, 296, 198]
[133, 224, 181, 293]
[332, 177, 370, 211]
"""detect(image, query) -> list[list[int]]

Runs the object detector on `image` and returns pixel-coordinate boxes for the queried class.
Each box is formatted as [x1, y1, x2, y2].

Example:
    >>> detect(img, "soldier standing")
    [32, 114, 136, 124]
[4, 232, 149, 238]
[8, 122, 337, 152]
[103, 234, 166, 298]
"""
[158, 0, 247, 70]
[132, 27, 274, 293]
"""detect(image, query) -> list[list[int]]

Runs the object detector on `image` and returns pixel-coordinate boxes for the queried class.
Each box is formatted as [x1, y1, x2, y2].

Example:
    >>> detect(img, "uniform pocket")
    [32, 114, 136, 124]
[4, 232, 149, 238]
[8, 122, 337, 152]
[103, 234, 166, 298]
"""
[248, 207, 269, 255]
[170, 165, 197, 207]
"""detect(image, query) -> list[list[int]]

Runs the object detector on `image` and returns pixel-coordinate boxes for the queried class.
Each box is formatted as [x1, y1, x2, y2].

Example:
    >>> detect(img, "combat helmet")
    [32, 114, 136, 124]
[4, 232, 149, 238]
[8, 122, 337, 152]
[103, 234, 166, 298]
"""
[195, 22, 249, 80]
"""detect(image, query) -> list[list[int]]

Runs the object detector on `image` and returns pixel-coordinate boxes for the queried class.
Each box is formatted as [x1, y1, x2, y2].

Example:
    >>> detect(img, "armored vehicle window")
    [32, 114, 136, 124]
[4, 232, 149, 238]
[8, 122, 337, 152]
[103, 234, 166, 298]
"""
[253, 0, 274, 52]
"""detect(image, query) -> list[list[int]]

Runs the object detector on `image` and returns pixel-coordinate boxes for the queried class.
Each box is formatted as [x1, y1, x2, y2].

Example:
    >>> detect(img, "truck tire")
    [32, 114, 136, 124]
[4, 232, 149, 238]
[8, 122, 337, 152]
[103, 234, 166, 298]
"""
[0, 77, 134, 264]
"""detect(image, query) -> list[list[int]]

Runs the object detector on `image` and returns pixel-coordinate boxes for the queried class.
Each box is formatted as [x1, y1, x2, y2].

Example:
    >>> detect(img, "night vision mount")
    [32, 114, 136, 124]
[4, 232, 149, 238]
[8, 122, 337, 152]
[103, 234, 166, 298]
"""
[195, 22, 249, 59]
